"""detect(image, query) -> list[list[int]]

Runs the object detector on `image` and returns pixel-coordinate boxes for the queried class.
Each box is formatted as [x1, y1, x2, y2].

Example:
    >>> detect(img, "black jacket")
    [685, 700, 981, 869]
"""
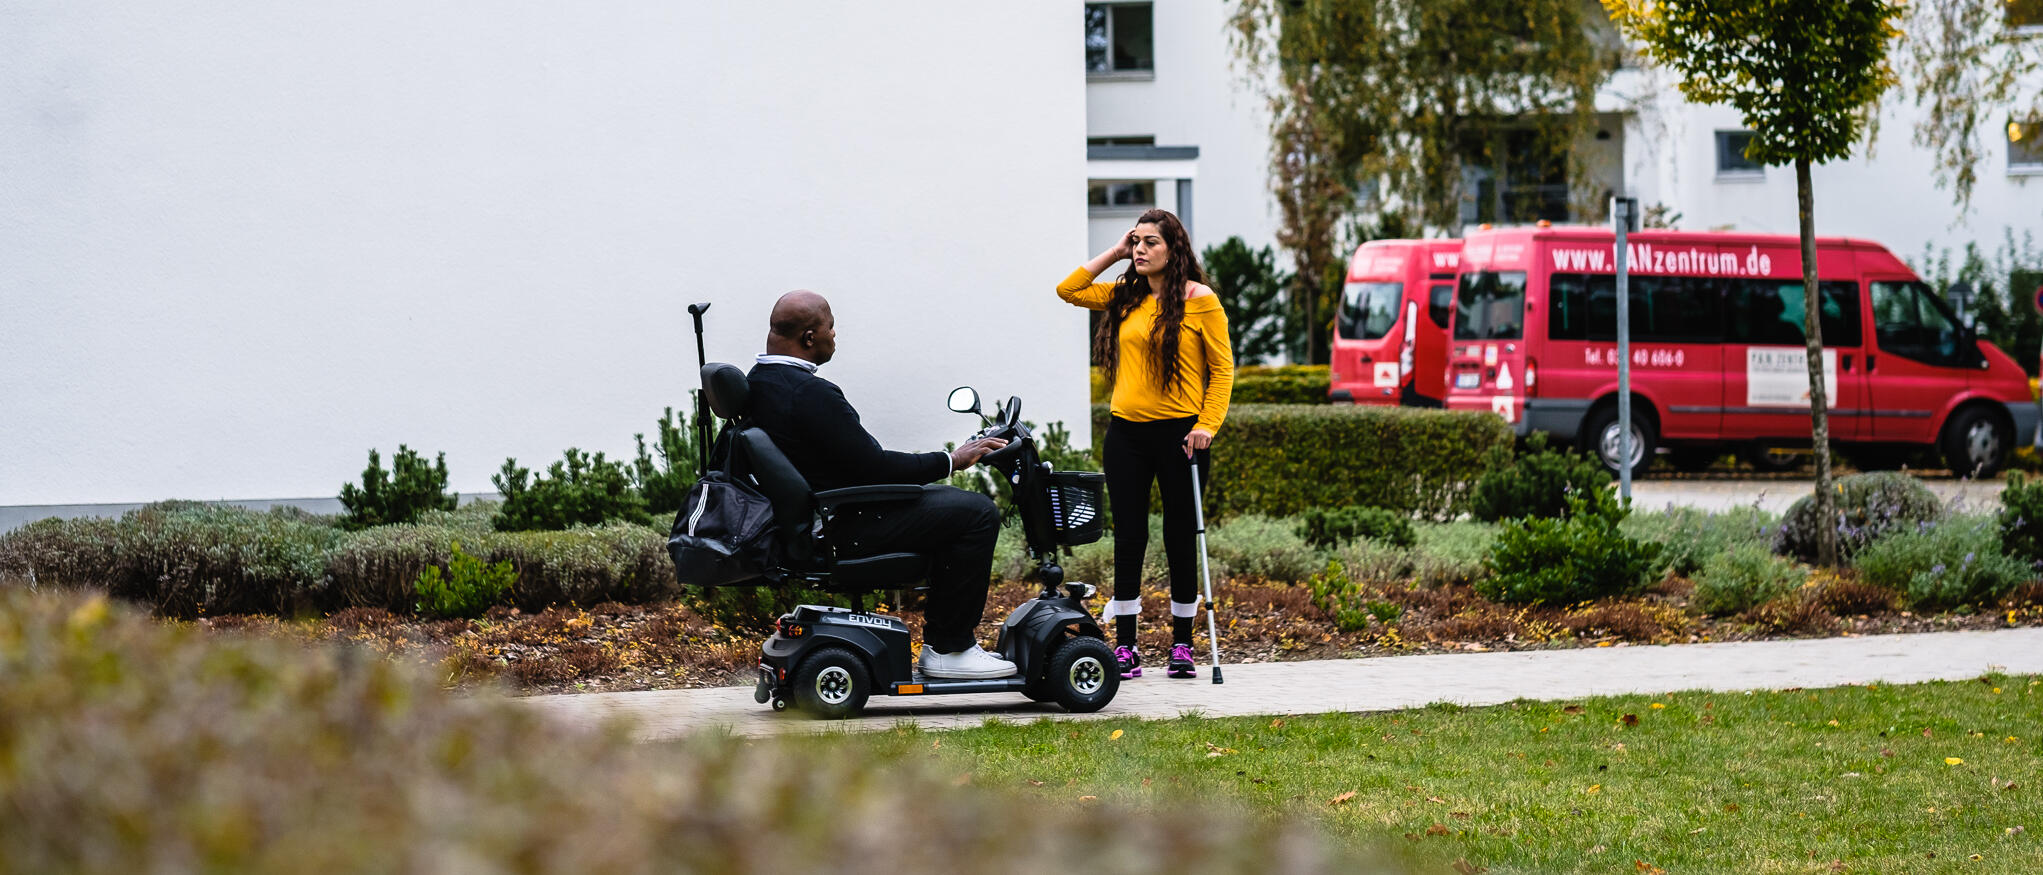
[745, 362, 952, 492]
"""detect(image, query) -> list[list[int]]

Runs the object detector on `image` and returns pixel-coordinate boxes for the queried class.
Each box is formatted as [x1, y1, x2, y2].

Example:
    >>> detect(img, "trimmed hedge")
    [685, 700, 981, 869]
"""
[1091, 403, 1513, 520]
[1091, 365, 1330, 405]
[1229, 365, 1330, 404]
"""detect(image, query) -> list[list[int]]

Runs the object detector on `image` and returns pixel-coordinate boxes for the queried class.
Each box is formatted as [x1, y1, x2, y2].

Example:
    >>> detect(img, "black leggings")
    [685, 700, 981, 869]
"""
[1101, 415, 1210, 644]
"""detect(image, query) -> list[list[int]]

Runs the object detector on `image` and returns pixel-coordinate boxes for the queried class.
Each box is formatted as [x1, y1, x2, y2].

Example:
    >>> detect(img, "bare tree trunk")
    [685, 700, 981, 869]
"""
[1798, 158, 1838, 567]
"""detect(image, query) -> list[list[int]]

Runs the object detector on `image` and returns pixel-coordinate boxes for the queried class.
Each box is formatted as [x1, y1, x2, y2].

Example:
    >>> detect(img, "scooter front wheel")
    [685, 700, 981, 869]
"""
[1044, 636, 1118, 713]
[790, 646, 870, 719]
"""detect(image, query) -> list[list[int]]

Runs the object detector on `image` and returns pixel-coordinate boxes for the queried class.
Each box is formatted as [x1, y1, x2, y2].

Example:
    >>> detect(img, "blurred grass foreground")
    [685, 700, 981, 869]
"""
[0, 588, 1398, 874]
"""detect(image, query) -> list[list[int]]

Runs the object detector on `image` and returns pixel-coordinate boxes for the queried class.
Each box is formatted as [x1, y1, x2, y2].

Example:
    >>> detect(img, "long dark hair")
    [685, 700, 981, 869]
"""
[1093, 208, 1204, 393]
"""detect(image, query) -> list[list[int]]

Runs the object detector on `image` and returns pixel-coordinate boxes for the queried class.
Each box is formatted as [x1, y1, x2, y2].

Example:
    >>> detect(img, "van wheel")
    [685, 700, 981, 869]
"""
[1940, 407, 2010, 479]
[1583, 405, 1656, 479]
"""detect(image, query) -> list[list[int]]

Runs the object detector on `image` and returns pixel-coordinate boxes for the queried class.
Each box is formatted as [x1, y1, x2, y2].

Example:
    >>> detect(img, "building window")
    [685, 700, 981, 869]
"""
[1088, 180, 1155, 211]
[1459, 130, 1570, 225]
[1085, 3, 1154, 76]
[2009, 0, 2043, 31]
[1087, 136, 1156, 147]
[2011, 119, 2043, 172]
[1716, 130, 1764, 177]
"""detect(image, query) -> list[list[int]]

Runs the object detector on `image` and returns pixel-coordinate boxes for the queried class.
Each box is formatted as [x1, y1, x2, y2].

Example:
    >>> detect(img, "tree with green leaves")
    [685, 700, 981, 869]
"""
[1201, 236, 1292, 365]
[1605, 0, 1904, 567]
[1230, 0, 1616, 362]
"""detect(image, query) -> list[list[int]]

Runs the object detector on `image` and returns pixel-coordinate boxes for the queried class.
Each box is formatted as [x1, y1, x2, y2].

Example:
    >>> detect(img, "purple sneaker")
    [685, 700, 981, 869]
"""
[1167, 643, 1197, 678]
[1114, 645, 1142, 679]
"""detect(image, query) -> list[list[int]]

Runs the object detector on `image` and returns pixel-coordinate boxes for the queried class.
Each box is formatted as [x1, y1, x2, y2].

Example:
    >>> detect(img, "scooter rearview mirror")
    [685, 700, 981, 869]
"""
[1004, 395, 1022, 427]
[947, 386, 981, 416]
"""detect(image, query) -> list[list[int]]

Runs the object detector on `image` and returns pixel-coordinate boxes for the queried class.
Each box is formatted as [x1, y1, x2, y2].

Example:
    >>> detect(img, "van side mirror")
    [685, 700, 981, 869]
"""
[947, 387, 980, 415]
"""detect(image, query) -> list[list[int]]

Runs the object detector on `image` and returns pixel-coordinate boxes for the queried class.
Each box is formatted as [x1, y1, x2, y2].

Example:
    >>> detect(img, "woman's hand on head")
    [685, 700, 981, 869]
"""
[1182, 428, 1213, 457]
[1109, 231, 1136, 262]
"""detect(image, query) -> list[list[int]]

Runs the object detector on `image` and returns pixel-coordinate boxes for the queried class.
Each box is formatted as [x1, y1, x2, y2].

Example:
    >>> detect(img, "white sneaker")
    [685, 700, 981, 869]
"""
[918, 643, 1016, 679]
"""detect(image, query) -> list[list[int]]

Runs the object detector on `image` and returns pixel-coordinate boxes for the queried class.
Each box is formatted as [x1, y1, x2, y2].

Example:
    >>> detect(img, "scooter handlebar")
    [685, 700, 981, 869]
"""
[977, 435, 1028, 470]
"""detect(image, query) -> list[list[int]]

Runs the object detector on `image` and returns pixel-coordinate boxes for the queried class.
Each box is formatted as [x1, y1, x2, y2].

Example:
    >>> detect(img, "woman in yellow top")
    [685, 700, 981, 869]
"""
[1057, 208, 1234, 679]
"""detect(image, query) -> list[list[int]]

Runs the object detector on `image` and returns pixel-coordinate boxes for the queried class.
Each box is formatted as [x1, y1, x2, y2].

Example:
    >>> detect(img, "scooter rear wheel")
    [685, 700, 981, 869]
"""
[1044, 636, 1118, 713]
[790, 646, 870, 719]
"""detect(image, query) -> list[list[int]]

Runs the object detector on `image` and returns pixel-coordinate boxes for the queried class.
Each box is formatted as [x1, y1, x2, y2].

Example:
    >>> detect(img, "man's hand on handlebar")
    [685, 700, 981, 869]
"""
[951, 437, 1009, 472]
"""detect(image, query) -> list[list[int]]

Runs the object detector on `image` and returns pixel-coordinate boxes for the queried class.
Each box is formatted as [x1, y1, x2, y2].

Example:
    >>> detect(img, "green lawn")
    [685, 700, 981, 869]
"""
[789, 677, 2043, 873]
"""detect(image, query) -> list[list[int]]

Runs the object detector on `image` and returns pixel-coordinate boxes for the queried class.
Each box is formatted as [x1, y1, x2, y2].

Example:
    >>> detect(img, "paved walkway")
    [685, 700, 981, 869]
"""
[1626, 476, 2006, 514]
[519, 627, 2043, 739]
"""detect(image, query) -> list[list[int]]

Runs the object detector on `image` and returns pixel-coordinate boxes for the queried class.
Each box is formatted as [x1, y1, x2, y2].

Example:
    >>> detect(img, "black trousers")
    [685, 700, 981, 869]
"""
[832, 484, 999, 653]
[1102, 416, 1211, 611]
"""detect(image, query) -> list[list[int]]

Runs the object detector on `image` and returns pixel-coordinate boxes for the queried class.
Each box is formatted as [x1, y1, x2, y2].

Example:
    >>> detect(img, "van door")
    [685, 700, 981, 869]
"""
[1407, 278, 1455, 405]
[1866, 278, 1974, 443]
[1720, 278, 1867, 440]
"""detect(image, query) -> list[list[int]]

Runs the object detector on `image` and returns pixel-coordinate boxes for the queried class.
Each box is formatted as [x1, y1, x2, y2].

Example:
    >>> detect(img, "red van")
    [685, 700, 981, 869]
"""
[1329, 239, 1463, 406]
[1444, 226, 2037, 477]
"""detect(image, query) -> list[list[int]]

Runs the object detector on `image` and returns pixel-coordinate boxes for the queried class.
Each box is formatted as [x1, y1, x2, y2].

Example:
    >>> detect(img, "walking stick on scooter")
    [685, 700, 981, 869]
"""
[1188, 457, 1224, 684]
[686, 302, 712, 477]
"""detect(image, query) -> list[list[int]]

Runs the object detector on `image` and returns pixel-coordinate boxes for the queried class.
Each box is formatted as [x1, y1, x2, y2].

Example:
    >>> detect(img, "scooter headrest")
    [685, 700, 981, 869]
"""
[701, 363, 750, 421]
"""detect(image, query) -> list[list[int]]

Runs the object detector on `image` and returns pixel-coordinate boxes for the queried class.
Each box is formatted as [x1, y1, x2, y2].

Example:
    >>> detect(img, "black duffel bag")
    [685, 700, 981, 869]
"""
[667, 470, 778, 587]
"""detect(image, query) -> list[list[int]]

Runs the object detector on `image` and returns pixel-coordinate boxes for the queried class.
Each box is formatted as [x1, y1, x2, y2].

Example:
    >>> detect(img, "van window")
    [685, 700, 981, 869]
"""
[1871, 281, 1968, 367]
[1427, 284, 1454, 329]
[1726, 281, 1861, 347]
[1339, 281, 1402, 340]
[1454, 272, 1526, 340]
[1546, 274, 1723, 342]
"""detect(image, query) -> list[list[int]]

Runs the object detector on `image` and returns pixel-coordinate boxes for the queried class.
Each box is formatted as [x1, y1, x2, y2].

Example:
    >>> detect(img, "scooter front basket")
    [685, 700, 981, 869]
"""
[1045, 470, 1107, 546]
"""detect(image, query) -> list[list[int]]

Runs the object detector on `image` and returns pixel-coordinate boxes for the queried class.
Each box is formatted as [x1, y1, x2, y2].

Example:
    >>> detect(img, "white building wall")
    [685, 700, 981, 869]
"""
[1084, 0, 1278, 261]
[0, 2, 1088, 508]
[1621, 74, 2043, 264]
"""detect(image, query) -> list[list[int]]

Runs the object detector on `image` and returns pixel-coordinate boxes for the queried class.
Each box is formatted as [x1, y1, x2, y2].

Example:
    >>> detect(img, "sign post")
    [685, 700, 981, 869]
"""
[1613, 198, 1637, 503]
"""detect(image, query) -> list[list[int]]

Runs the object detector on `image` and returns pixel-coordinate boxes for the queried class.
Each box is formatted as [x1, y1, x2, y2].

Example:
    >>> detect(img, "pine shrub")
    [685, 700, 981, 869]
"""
[338, 445, 457, 531]
[1478, 491, 1661, 605]
[493, 449, 650, 531]
[1469, 433, 1613, 522]
[631, 406, 700, 519]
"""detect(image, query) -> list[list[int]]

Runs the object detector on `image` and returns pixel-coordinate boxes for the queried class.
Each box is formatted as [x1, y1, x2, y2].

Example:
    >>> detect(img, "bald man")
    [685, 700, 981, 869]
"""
[745, 291, 1016, 679]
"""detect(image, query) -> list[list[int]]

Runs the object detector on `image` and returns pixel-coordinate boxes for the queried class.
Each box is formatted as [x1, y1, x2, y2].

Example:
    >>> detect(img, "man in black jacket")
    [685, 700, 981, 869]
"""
[746, 290, 1015, 679]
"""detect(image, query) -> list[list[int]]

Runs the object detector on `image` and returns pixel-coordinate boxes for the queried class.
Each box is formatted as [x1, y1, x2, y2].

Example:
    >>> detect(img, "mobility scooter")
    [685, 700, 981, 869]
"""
[693, 362, 1119, 719]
